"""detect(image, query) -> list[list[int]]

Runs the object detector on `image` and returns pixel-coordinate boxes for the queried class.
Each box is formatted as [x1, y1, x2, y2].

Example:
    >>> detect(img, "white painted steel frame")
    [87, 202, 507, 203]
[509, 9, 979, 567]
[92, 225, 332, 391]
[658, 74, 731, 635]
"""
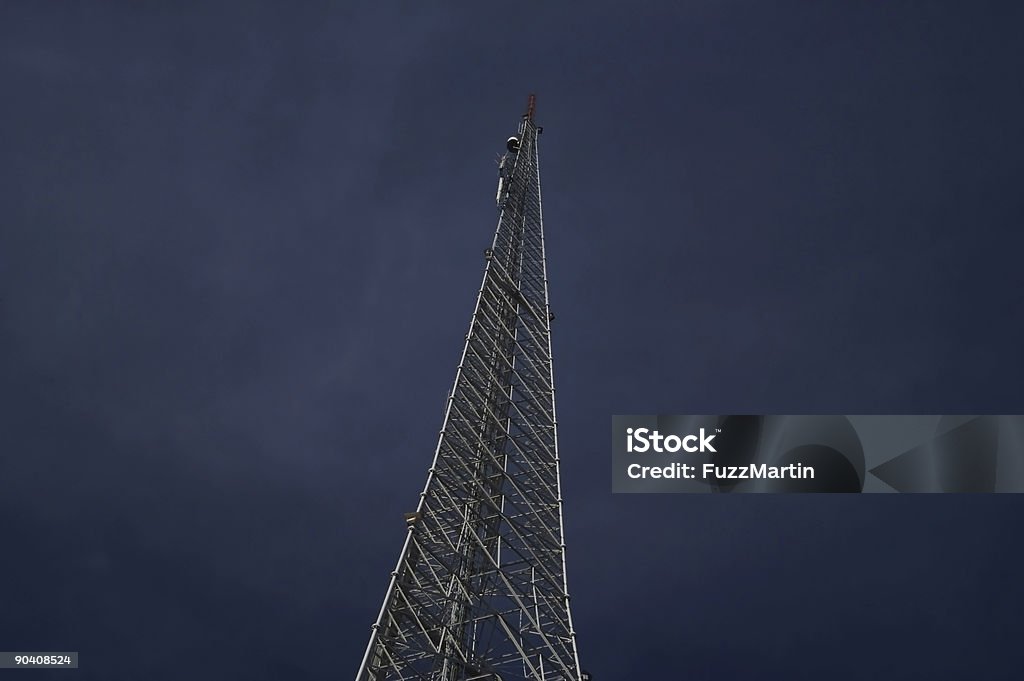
[355, 111, 582, 681]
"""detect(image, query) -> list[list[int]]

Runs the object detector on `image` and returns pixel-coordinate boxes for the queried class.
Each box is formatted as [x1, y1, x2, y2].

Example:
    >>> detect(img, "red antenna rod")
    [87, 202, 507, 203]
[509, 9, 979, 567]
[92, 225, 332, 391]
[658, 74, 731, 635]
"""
[525, 93, 536, 121]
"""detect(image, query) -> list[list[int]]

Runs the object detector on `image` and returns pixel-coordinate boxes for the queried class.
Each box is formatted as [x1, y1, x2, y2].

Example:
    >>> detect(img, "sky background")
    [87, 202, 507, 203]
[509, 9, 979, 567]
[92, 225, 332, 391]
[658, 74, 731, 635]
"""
[2, 2, 1024, 679]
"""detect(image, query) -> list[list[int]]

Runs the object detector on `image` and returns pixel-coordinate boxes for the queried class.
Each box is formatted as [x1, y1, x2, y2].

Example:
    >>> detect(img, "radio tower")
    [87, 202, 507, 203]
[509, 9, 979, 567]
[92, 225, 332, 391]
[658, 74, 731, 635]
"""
[355, 96, 585, 681]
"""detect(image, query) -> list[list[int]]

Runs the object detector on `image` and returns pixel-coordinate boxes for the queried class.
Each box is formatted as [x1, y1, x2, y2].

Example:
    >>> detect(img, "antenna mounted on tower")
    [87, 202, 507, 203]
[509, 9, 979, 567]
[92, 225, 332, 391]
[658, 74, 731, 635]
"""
[524, 93, 536, 121]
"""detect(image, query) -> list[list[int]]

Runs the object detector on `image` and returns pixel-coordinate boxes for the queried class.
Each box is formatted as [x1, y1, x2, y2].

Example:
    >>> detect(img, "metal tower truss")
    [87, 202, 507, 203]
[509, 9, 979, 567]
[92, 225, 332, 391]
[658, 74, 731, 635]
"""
[356, 97, 583, 681]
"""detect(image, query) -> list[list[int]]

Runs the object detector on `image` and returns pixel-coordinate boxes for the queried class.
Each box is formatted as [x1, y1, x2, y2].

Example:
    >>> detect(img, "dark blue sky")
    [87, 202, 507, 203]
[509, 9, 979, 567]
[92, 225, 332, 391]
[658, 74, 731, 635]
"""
[2, 3, 1023, 680]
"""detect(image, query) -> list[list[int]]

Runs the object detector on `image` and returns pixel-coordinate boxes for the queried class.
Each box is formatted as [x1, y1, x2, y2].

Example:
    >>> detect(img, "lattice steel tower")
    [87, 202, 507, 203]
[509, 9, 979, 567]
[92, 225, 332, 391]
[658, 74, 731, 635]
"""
[355, 96, 584, 681]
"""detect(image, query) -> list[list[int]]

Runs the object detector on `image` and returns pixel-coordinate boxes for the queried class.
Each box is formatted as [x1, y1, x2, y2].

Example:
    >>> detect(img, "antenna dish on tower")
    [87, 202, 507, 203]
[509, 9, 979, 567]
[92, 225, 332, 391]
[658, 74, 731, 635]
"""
[506, 136, 520, 152]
